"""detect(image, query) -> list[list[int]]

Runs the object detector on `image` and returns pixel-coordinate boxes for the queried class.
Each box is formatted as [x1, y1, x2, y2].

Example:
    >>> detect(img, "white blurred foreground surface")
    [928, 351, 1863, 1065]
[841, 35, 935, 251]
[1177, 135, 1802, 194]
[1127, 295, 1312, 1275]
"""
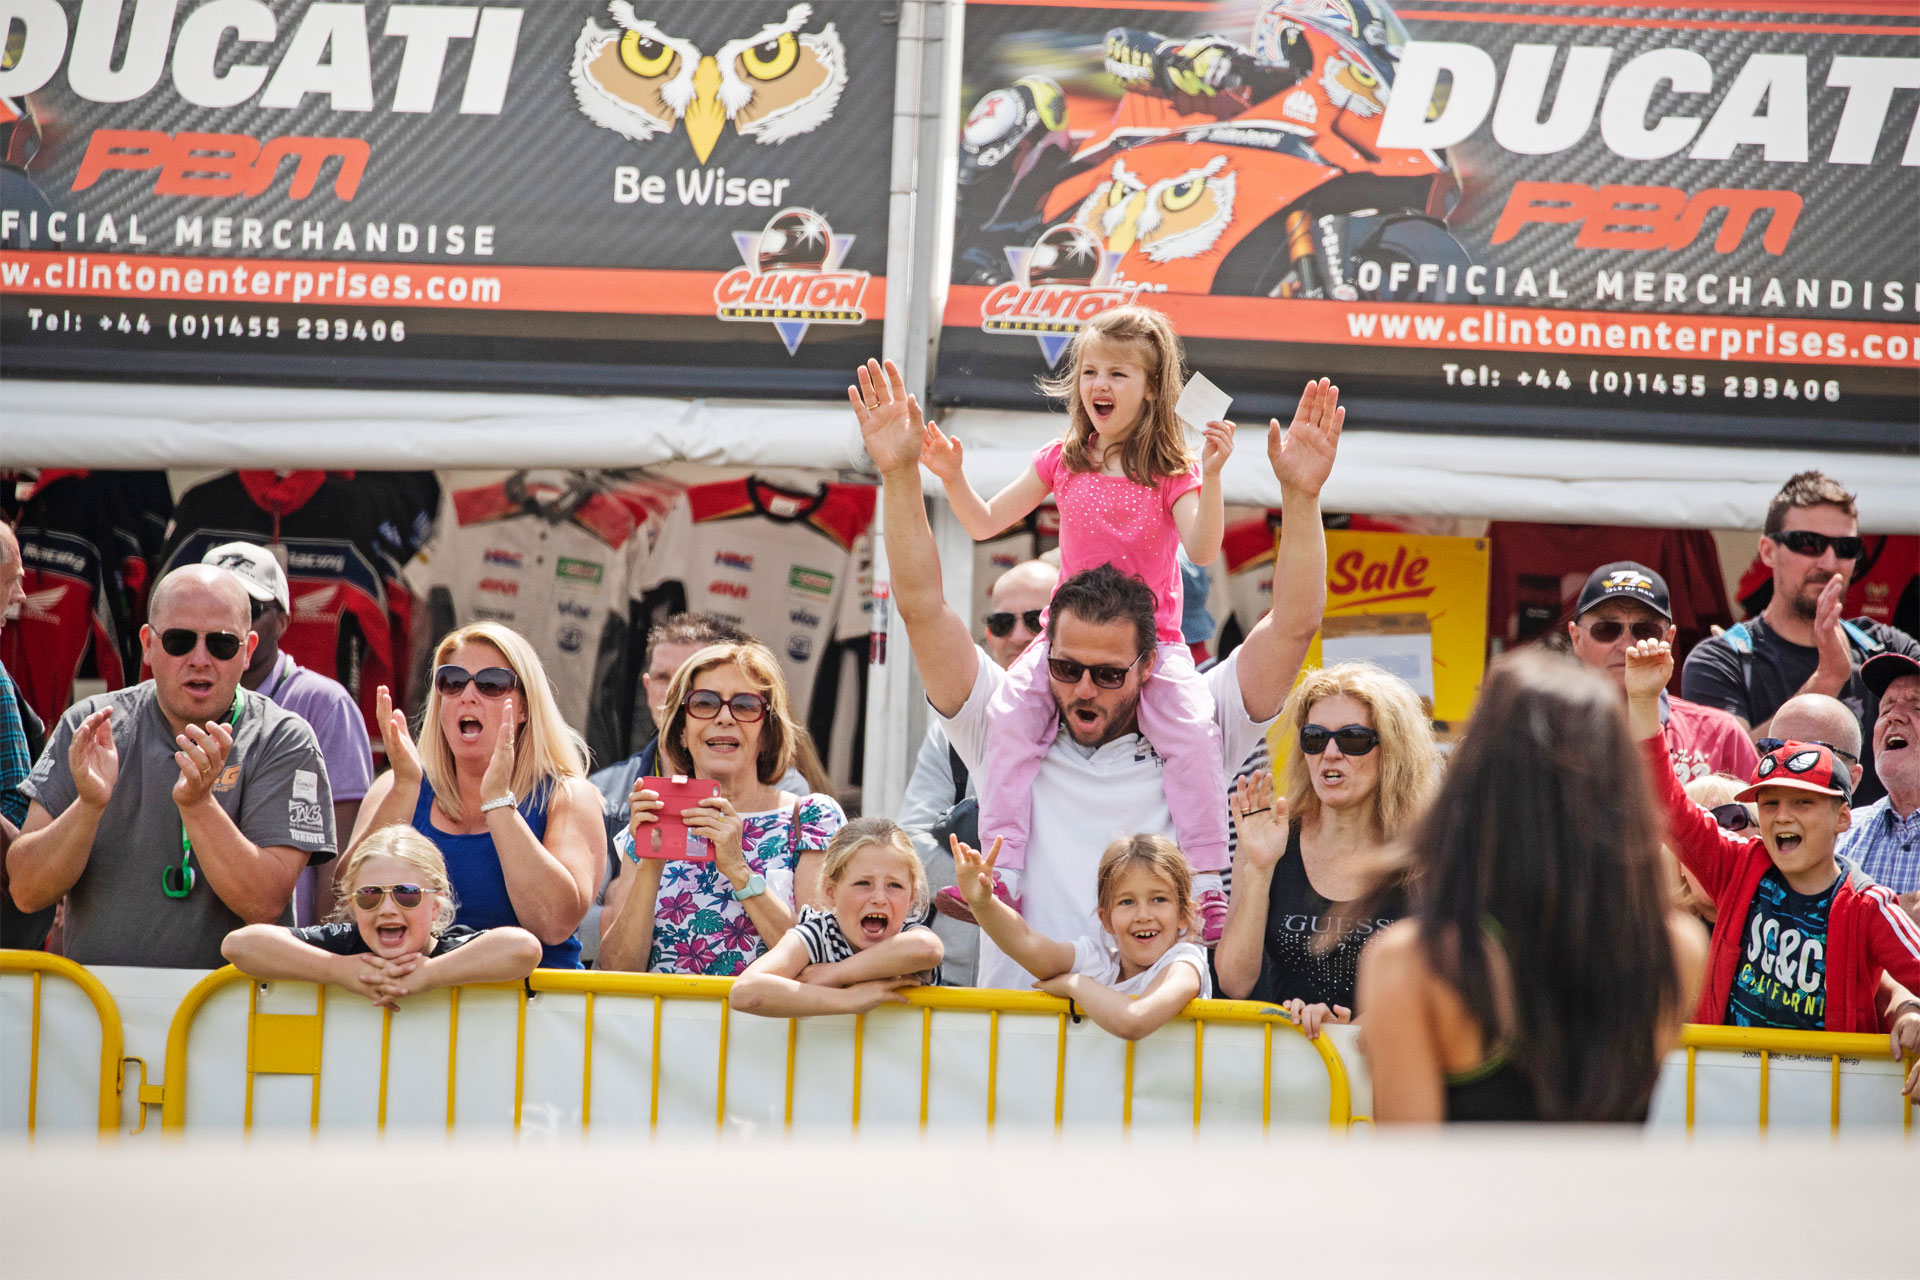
[2, 1135, 1914, 1278]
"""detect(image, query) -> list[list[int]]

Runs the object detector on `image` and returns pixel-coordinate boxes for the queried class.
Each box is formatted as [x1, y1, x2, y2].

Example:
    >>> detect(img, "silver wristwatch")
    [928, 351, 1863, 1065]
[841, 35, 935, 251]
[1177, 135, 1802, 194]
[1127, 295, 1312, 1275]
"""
[480, 790, 517, 813]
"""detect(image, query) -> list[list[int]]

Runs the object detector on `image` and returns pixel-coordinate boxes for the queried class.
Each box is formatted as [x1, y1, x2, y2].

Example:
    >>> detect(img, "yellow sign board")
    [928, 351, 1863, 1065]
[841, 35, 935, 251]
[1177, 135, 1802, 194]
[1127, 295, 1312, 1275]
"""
[1296, 529, 1490, 723]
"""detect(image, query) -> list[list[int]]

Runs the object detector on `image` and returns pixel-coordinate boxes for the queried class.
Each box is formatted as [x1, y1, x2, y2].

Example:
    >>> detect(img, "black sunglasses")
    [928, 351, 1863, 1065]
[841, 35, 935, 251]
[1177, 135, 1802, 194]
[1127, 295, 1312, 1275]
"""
[434, 664, 519, 698]
[1756, 736, 1859, 766]
[159, 628, 243, 661]
[1709, 802, 1756, 834]
[352, 884, 429, 911]
[1047, 652, 1146, 690]
[1770, 529, 1864, 561]
[986, 609, 1045, 639]
[1583, 618, 1668, 644]
[683, 689, 770, 722]
[1300, 724, 1381, 756]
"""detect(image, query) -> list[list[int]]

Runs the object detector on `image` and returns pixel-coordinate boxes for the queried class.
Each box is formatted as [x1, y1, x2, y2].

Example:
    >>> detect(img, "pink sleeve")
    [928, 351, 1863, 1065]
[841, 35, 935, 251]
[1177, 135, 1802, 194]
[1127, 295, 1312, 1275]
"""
[1033, 438, 1066, 493]
[1161, 464, 1201, 512]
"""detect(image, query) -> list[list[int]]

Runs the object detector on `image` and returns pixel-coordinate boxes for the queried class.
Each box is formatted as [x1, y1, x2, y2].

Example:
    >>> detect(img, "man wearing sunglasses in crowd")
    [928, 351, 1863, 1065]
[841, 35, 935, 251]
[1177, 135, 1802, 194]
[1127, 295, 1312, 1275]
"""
[1683, 470, 1920, 807]
[853, 358, 1341, 991]
[203, 543, 372, 925]
[1838, 654, 1920, 916]
[9, 565, 336, 968]
[896, 558, 1059, 984]
[1566, 561, 1757, 785]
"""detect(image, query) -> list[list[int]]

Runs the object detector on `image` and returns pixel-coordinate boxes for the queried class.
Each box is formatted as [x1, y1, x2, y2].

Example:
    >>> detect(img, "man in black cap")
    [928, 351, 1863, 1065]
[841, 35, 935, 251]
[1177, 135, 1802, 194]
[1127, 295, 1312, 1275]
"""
[1839, 652, 1920, 907]
[1568, 561, 1758, 784]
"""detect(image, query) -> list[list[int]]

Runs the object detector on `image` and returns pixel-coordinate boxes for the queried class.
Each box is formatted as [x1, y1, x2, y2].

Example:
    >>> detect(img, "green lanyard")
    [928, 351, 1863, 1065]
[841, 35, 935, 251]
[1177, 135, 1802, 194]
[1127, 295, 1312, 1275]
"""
[163, 695, 245, 899]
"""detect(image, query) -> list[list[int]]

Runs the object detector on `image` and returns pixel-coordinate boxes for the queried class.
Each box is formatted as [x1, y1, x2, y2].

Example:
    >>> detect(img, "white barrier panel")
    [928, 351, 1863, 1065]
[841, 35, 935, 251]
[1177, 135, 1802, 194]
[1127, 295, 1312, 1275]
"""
[1, 959, 1912, 1137]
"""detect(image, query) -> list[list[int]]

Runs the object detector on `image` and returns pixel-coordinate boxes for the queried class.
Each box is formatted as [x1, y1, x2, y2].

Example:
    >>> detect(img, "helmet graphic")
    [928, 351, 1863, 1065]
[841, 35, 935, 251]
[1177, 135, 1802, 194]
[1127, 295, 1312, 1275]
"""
[756, 209, 831, 272]
[1024, 224, 1103, 287]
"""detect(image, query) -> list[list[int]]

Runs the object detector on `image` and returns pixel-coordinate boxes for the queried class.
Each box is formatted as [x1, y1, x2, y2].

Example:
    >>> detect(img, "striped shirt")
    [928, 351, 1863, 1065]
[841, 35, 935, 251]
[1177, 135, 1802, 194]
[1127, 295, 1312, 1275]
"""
[793, 907, 944, 986]
[1838, 796, 1920, 895]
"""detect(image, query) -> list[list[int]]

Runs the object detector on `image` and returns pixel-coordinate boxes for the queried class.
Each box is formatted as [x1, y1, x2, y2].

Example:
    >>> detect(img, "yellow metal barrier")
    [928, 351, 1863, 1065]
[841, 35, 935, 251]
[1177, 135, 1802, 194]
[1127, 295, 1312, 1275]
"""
[0, 950, 126, 1136]
[1677, 1024, 1914, 1136]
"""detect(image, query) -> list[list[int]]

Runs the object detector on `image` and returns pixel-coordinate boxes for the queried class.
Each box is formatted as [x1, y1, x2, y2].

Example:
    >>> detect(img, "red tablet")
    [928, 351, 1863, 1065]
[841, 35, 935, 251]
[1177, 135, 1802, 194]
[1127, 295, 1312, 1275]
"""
[633, 776, 722, 860]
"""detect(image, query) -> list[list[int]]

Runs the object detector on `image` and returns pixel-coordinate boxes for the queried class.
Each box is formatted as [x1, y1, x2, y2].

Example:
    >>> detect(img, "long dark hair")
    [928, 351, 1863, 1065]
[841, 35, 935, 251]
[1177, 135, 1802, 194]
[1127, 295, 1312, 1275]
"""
[1407, 649, 1678, 1121]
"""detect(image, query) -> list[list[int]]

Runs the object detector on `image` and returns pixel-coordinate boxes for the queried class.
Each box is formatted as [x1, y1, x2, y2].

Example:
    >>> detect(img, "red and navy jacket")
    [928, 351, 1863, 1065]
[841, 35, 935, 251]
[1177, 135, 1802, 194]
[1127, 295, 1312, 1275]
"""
[1645, 733, 1920, 1032]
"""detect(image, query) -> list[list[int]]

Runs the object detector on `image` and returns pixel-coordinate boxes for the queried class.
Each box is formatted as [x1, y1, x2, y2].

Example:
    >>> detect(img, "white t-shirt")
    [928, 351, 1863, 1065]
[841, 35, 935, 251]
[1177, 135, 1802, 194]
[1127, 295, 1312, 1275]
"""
[940, 646, 1275, 990]
[1071, 934, 1212, 999]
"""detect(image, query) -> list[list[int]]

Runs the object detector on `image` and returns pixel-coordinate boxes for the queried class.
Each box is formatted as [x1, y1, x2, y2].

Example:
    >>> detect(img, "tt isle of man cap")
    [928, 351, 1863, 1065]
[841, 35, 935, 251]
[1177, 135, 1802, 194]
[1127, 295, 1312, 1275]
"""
[203, 541, 289, 613]
[1861, 651, 1920, 699]
[1575, 562, 1671, 620]
[1735, 740, 1852, 803]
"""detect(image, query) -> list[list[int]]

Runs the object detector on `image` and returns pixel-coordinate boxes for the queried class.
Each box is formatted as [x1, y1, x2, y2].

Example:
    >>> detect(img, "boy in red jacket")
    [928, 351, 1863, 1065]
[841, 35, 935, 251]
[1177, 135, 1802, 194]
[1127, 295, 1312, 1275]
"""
[1626, 640, 1920, 1040]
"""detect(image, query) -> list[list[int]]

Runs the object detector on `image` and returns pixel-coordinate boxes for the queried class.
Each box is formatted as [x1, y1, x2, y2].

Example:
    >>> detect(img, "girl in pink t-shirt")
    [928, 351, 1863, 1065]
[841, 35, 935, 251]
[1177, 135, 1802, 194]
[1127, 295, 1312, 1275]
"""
[921, 305, 1234, 939]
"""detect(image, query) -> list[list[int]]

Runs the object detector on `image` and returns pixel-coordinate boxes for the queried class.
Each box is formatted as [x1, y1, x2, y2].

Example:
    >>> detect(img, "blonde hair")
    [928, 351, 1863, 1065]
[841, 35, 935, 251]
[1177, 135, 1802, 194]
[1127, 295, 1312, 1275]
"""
[1039, 305, 1193, 486]
[1684, 773, 1746, 810]
[819, 817, 927, 918]
[1278, 663, 1438, 835]
[420, 623, 586, 822]
[658, 642, 799, 786]
[329, 824, 458, 935]
[1096, 834, 1195, 936]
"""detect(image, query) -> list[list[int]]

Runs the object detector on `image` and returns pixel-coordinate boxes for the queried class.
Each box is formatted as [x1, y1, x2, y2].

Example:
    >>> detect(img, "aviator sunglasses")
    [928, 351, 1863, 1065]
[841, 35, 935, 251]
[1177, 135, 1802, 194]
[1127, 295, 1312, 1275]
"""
[1770, 530, 1864, 561]
[352, 884, 430, 911]
[1300, 724, 1381, 756]
[159, 628, 244, 661]
[683, 689, 770, 722]
[1583, 618, 1667, 644]
[1756, 736, 1859, 766]
[985, 609, 1045, 638]
[1047, 652, 1146, 690]
[434, 664, 519, 698]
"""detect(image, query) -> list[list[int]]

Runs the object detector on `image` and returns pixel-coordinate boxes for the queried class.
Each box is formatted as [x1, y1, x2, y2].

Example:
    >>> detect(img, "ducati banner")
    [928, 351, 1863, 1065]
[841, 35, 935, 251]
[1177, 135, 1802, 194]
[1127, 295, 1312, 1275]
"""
[933, 0, 1919, 449]
[0, 0, 895, 395]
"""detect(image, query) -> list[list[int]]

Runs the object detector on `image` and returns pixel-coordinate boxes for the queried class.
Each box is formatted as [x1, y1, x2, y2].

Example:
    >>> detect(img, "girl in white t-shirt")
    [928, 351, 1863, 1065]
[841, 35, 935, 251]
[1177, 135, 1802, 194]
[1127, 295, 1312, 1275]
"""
[730, 818, 946, 1017]
[953, 831, 1209, 1039]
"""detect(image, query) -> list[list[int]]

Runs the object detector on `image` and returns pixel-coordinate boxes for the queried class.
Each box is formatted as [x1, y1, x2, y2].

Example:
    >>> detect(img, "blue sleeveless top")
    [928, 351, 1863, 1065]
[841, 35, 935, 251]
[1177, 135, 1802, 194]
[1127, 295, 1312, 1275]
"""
[412, 778, 580, 970]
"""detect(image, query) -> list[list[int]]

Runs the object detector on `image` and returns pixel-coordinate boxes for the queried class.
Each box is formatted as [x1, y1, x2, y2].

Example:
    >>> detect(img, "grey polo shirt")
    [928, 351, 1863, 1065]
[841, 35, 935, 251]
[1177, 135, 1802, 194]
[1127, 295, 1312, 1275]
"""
[22, 681, 336, 969]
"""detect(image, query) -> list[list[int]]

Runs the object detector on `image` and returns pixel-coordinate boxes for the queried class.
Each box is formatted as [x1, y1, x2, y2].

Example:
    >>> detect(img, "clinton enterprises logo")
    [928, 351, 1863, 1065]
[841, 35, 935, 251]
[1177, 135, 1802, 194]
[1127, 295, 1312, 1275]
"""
[980, 224, 1142, 366]
[715, 207, 870, 355]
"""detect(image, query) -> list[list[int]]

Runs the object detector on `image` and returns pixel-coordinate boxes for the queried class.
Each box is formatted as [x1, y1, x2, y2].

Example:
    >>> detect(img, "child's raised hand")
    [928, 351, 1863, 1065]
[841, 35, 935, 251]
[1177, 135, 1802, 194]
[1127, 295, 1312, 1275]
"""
[1623, 637, 1674, 702]
[1231, 771, 1289, 872]
[1200, 420, 1235, 478]
[1269, 377, 1343, 497]
[920, 420, 965, 482]
[950, 833, 1003, 913]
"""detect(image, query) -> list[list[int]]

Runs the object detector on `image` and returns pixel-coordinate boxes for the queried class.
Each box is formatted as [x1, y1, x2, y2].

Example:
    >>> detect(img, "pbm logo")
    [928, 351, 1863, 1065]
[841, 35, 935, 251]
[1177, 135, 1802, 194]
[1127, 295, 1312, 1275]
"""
[979, 224, 1144, 366]
[714, 207, 870, 355]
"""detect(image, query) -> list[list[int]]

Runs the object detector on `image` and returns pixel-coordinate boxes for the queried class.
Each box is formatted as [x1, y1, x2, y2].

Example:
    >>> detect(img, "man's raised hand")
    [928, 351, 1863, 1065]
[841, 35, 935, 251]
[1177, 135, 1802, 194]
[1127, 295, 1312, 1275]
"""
[69, 708, 119, 810]
[849, 358, 926, 477]
[1269, 377, 1343, 498]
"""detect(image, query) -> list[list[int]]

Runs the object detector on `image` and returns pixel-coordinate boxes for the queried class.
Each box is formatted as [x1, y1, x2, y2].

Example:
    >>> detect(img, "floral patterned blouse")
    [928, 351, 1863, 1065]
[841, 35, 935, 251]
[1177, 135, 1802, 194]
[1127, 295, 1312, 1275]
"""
[615, 792, 845, 976]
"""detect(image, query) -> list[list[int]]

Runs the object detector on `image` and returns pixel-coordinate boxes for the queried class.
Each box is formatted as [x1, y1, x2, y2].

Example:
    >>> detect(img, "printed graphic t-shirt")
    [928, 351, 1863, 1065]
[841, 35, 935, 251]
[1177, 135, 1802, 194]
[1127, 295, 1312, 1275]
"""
[1726, 868, 1834, 1031]
[1257, 820, 1405, 1009]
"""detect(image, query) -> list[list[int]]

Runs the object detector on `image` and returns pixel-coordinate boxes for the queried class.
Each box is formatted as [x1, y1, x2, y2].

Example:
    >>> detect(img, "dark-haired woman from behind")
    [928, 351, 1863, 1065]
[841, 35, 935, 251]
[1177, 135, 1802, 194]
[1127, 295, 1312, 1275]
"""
[1356, 650, 1707, 1123]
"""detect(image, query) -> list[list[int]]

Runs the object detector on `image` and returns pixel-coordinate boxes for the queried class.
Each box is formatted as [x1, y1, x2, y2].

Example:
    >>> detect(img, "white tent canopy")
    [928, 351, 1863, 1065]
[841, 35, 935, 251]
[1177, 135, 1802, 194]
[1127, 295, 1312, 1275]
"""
[4, 382, 1913, 532]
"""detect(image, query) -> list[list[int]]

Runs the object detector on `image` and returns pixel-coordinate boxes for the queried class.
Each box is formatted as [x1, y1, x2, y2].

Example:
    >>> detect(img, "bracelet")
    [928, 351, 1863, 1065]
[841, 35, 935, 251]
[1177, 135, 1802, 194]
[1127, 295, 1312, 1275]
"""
[480, 790, 516, 813]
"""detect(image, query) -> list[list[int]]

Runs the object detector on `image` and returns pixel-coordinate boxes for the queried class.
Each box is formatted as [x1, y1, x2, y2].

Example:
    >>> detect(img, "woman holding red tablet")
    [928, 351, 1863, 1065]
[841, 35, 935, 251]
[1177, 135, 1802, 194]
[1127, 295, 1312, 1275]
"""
[598, 641, 845, 975]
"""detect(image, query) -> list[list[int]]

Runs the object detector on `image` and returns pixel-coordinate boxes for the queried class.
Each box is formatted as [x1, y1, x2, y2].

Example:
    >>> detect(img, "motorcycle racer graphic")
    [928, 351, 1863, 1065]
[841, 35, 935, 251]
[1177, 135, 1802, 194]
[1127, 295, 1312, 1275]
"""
[954, 0, 1469, 302]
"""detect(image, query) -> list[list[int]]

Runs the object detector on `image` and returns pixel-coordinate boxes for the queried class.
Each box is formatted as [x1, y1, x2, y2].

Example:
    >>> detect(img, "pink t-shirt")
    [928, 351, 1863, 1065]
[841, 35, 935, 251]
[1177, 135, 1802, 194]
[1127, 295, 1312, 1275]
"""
[1035, 438, 1200, 644]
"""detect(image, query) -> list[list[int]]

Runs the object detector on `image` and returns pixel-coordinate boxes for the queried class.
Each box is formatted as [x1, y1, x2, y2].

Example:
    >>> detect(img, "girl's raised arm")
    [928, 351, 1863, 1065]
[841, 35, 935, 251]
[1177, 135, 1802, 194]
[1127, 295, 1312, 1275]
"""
[921, 422, 1050, 542]
[1171, 420, 1233, 566]
[953, 835, 1076, 981]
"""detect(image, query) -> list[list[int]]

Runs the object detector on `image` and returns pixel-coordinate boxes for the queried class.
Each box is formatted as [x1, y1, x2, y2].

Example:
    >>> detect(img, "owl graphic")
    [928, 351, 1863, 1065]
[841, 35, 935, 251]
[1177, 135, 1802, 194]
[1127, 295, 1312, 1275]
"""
[1073, 156, 1237, 264]
[570, 2, 849, 165]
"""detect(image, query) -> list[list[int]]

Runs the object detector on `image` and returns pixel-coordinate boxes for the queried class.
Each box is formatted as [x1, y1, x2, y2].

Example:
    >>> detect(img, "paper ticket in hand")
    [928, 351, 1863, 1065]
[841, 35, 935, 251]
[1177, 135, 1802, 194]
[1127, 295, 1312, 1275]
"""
[1175, 373, 1232, 446]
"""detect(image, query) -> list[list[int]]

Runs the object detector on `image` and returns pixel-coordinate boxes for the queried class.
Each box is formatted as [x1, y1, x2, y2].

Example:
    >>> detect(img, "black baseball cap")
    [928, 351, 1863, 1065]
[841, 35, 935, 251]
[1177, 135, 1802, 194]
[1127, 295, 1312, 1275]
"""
[1862, 651, 1920, 698]
[1576, 562, 1671, 620]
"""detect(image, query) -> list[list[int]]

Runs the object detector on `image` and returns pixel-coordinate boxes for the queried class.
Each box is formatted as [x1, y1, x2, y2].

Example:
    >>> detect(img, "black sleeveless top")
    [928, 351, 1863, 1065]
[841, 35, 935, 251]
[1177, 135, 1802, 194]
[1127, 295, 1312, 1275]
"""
[1444, 1053, 1538, 1122]
[1255, 820, 1403, 1008]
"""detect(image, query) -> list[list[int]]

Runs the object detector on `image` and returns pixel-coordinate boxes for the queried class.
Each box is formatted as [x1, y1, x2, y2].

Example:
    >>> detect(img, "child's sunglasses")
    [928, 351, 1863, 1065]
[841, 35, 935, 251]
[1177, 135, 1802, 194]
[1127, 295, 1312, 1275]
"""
[1046, 652, 1146, 689]
[1300, 724, 1381, 756]
[352, 884, 429, 910]
[1709, 802, 1756, 834]
[159, 628, 244, 660]
[985, 609, 1045, 638]
[434, 664, 519, 698]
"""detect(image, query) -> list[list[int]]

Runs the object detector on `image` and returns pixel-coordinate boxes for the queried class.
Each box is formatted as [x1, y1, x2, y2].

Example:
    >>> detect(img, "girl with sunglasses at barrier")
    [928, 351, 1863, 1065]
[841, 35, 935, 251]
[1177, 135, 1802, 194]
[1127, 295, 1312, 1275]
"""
[599, 642, 845, 977]
[345, 623, 605, 970]
[221, 824, 541, 1006]
[950, 830, 1207, 1040]
[730, 818, 944, 1017]
[911, 305, 1254, 940]
[1214, 664, 1437, 1039]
